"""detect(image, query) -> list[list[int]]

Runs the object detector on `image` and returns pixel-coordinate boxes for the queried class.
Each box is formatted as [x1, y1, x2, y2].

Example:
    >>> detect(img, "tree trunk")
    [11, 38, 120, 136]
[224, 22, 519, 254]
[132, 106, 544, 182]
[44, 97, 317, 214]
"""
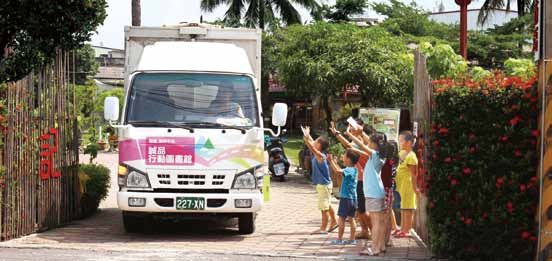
[322, 96, 332, 131]
[132, 0, 141, 26]
[259, 0, 265, 30]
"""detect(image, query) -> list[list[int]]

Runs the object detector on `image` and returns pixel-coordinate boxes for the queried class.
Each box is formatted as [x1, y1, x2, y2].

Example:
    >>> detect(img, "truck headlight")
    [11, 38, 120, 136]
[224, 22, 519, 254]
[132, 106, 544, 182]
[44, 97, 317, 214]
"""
[127, 171, 150, 188]
[232, 172, 256, 189]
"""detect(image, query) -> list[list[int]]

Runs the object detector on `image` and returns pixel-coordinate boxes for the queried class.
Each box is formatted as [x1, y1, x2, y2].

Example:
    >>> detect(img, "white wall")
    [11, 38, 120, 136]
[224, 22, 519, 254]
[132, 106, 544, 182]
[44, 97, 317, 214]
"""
[429, 9, 518, 31]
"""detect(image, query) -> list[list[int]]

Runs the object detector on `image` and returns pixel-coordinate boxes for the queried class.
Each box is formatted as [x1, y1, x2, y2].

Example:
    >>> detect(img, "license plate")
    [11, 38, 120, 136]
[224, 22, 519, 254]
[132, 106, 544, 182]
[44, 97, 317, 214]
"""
[176, 197, 205, 210]
[274, 163, 285, 176]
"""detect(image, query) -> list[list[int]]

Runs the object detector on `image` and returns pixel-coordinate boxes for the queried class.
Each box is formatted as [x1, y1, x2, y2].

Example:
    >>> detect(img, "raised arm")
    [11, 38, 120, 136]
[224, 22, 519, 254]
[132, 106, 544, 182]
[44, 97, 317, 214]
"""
[346, 131, 373, 157]
[301, 126, 324, 163]
[327, 154, 343, 175]
[330, 122, 353, 149]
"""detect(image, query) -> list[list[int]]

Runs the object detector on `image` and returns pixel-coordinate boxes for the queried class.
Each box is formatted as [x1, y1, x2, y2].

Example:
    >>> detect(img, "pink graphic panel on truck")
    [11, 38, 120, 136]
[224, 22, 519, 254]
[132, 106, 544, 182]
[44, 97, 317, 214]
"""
[145, 137, 195, 166]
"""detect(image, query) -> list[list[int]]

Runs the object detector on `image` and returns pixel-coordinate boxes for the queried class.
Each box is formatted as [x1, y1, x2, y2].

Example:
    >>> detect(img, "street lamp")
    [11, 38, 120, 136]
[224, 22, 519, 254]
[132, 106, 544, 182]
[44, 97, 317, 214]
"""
[455, 0, 471, 59]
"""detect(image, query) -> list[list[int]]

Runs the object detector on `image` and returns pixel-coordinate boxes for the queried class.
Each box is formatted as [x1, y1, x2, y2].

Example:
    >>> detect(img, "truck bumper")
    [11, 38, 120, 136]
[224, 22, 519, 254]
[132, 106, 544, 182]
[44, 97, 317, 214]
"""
[117, 191, 262, 213]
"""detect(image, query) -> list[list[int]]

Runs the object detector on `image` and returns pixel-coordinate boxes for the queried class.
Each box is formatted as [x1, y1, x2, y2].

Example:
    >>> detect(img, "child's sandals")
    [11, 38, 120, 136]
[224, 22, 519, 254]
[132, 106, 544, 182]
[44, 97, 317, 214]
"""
[360, 248, 383, 256]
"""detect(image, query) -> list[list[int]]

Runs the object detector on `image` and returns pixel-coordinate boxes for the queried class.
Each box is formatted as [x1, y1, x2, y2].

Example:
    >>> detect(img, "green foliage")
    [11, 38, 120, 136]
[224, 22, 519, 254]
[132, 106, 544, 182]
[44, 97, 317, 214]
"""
[273, 23, 412, 126]
[74, 82, 98, 130]
[420, 42, 468, 80]
[471, 66, 494, 82]
[200, 0, 319, 29]
[372, 0, 458, 43]
[468, 32, 532, 69]
[504, 58, 536, 80]
[79, 164, 110, 216]
[0, 0, 107, 82]
[84, 143, 99, 164]
[429, 75, 538, 260]
[314, 0, 368, 23]
[73, 44, 99, 85]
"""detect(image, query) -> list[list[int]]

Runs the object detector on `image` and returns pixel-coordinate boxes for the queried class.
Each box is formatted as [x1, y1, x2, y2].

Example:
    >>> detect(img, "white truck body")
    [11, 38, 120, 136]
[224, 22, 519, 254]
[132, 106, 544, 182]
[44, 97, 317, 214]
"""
[112, 24, 272, 234]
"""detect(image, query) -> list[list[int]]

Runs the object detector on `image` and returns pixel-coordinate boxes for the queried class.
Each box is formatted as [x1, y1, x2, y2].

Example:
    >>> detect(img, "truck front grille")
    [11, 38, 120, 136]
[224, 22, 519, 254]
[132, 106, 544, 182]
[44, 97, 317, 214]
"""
[148, 169, 235, 189]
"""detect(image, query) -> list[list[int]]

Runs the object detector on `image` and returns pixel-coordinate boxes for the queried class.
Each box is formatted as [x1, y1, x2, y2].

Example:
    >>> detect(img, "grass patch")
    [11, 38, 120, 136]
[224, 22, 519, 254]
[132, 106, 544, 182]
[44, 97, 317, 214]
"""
[283, 135, 303, 166]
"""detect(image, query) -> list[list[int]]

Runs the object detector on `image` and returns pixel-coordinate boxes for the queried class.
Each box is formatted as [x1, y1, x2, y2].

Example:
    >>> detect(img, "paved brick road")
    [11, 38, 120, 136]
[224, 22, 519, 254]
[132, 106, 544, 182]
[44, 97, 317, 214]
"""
[0, 153, 431, 260]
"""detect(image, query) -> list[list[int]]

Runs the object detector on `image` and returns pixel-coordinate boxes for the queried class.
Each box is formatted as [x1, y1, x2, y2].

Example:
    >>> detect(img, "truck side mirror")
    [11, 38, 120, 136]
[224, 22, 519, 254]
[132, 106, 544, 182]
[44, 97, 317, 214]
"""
[271, 103, 288, 127]
[104, 96, 120, 122]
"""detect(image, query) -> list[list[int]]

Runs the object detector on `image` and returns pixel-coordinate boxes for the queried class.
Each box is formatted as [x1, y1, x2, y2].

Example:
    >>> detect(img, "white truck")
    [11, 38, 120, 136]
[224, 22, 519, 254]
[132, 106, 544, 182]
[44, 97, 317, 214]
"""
[103, 23, 287, 234]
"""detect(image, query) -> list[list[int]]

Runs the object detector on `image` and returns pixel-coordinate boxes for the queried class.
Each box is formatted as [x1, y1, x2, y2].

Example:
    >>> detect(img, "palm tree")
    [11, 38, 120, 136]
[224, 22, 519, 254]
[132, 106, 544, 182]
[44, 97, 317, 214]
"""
[132, 0, 141, 26]
[200, 0, 320, 30]
[478, 0, 533, 24]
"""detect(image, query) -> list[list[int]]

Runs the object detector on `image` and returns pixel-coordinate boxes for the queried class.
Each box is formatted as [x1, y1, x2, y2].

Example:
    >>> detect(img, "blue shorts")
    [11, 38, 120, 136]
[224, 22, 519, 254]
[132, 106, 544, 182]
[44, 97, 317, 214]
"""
[338, 198, 357, 218]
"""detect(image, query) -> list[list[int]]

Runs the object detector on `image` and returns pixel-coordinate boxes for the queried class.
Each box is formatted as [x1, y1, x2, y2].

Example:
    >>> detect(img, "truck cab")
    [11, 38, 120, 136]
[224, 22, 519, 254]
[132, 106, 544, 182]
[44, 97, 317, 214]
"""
[103, 25, 287, 234]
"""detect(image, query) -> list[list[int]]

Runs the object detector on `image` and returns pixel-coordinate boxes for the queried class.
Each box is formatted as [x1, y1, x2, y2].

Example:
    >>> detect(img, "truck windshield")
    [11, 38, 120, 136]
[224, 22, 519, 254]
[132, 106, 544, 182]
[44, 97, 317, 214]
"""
[126, 73, 259, 127]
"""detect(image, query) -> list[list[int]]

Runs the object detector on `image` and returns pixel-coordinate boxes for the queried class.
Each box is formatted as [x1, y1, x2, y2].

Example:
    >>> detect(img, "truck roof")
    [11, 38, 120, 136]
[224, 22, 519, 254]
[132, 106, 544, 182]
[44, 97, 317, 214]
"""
[136, 42, 254, 75]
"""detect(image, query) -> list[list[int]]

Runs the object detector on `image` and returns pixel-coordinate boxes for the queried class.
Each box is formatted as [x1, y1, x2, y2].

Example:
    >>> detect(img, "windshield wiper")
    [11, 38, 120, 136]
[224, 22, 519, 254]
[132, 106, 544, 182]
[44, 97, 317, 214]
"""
[128, 120, 194, 132]
[189, 122, 247, 133]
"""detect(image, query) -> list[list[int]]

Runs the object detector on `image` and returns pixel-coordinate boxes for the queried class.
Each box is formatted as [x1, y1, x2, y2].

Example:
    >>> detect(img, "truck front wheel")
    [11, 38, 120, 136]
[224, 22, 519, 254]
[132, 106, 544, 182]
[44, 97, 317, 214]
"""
[238, 213, 256, 234]
[122, 211, 151, 233]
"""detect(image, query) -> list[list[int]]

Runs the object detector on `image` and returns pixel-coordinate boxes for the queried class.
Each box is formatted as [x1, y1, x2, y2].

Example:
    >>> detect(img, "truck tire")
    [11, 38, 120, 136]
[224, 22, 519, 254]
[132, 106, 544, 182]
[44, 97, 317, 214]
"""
[238, 213, 255, 234]
[122, 211, 147, 233]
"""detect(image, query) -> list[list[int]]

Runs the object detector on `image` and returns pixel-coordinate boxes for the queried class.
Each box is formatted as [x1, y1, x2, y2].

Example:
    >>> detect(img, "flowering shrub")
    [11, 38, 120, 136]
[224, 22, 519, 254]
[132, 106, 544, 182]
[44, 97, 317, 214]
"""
[427, 73, 539, 260]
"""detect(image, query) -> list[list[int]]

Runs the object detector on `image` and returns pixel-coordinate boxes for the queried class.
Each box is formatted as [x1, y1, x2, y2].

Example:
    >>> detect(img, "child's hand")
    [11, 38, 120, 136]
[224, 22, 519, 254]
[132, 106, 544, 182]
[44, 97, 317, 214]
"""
[330, 122, 338, 135]
[304, 126, 311, 135]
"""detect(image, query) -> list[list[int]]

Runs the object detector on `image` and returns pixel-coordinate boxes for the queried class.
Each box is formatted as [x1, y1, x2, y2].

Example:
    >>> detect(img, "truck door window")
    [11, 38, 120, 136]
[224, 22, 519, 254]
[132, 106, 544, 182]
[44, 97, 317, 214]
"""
[126, 73, 259, 127]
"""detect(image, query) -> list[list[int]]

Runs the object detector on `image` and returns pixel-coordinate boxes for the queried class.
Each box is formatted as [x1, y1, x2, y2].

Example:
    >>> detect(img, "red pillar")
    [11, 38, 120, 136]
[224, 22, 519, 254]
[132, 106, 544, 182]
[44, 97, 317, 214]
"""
[455, 0, 471, 59]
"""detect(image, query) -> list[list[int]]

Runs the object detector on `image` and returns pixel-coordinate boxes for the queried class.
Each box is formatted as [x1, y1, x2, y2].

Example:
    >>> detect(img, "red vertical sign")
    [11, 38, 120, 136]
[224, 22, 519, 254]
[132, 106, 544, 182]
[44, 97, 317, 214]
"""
[39, 128, 59, 180]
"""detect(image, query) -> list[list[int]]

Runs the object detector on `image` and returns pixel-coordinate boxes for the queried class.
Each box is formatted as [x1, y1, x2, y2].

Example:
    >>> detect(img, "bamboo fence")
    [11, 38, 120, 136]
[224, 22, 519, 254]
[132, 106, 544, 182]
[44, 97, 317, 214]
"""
[0, 50, 80, 241]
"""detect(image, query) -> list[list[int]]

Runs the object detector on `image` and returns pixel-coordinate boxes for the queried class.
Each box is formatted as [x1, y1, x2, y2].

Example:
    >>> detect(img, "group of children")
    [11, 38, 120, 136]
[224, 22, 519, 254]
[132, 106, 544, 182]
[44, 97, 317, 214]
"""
[301, 119, 419, 257]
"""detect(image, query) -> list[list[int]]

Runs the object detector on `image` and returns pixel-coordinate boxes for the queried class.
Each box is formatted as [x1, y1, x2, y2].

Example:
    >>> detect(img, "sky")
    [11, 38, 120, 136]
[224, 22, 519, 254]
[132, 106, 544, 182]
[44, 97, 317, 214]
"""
[90, 0, 517, 49]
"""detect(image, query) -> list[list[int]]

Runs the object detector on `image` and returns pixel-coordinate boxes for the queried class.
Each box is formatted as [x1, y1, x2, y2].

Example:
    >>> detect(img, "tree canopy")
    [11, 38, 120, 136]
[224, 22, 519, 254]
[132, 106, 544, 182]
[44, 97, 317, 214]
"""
[0, 0, 107, 83]
[268, 23, 413, 124]
[200, 0, 319, 29]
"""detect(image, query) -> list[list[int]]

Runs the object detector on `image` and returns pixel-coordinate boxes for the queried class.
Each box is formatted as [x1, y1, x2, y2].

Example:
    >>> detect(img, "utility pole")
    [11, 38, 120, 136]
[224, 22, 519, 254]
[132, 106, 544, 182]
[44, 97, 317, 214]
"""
[537, 0, 552, 258]
[455, 0, 471, 59]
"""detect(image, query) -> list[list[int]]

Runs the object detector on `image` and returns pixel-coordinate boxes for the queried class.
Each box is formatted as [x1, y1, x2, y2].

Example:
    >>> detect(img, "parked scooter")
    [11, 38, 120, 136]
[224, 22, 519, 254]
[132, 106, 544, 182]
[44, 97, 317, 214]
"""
[264, 134, 290, 182]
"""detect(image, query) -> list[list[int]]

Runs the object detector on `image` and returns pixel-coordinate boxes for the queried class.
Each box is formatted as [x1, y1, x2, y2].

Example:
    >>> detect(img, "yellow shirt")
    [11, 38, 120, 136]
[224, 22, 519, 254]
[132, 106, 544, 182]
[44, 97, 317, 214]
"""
[396, 150, 418, 209]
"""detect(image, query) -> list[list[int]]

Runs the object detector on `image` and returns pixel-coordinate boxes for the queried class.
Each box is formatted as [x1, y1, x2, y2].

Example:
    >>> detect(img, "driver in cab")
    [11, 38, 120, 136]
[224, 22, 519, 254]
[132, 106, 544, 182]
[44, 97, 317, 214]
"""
[211, 81, 245, 118]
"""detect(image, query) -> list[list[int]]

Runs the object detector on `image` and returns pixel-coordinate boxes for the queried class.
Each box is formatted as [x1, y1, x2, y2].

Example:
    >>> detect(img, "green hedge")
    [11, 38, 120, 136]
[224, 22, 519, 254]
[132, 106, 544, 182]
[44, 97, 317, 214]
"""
[79, 164, 110, 217]
[427, 74, 539, 260]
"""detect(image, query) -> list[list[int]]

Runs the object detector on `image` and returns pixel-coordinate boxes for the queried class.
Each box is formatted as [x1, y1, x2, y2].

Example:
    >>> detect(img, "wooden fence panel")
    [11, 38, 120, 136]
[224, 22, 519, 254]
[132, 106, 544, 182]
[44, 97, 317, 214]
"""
[413, 49, 432, 244]
[0, 50, 80, 240]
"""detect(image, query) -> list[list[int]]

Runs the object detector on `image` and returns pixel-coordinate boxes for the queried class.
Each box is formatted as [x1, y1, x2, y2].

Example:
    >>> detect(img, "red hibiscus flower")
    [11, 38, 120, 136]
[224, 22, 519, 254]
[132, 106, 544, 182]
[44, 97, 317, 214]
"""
[438, 128, 449, 134]
[507, 202, 514, 213]
[433, 154, 438, 160]
[511, 105, 519, 110]
[520, 185, 527, 192]
[451, 179, 458, 186]
[444, 157, 452, 163]
[530, 236, 537, 241]
[514, 150, 522, 157]
[500, 136, 509, 142]
[463, 167, 472, 175]
[469, 147, 476, 153]
[436, 88, 445, 93]
[464, 218, 472, 225]
[521, 231, 530, 239]
[509, 116, 521, 125]
[433, 140, 440, 146]
[531, 130, 540, 137]
[0, 115, 4, 121]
